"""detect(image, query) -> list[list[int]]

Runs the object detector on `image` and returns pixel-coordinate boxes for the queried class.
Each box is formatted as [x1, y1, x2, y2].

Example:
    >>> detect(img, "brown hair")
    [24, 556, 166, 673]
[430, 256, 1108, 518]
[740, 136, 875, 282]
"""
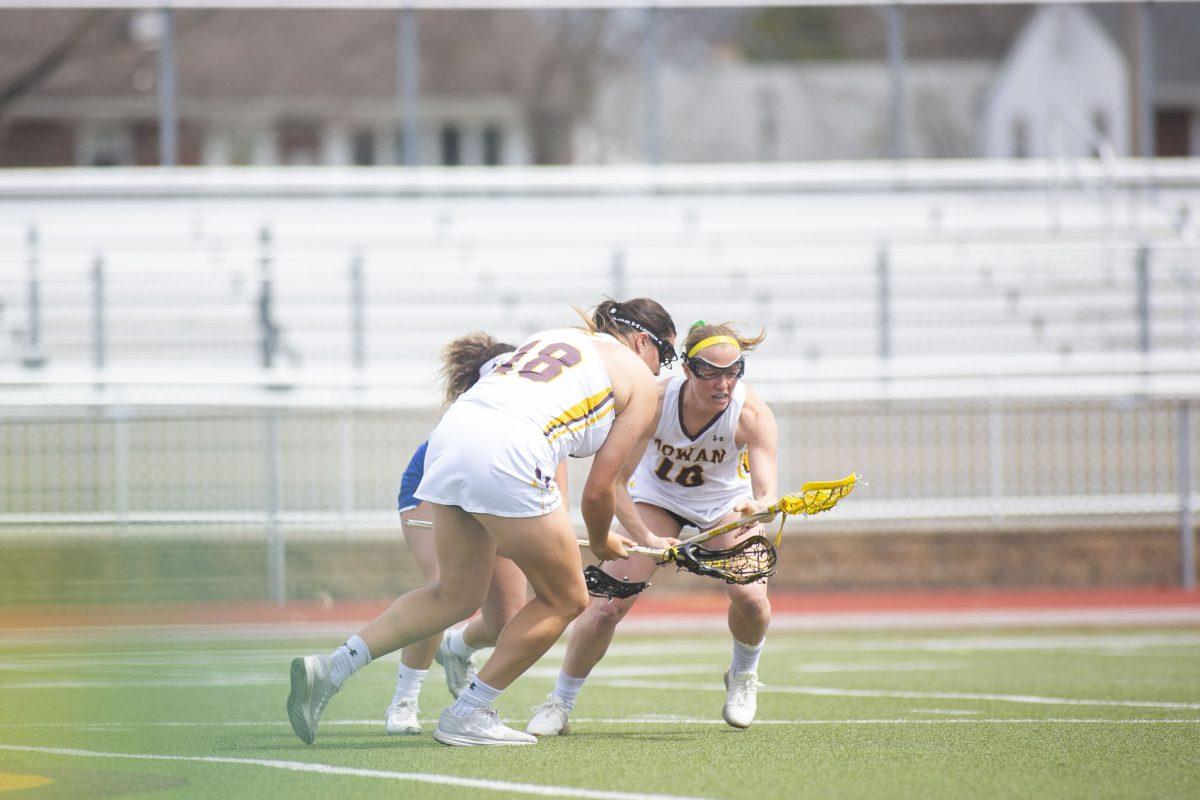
[438, 331, 516, 405]
[576, 297, 676, 345]
[682, 321, 765, 358]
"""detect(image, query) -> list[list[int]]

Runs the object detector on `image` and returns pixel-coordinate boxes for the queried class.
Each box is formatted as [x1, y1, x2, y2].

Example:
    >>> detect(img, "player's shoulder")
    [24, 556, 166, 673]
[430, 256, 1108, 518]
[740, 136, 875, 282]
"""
[736, 381, 773, 425]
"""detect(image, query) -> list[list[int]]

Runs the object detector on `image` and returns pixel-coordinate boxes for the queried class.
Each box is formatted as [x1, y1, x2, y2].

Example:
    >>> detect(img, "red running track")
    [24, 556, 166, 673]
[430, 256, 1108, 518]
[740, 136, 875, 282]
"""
[2, 587, 1198, 632]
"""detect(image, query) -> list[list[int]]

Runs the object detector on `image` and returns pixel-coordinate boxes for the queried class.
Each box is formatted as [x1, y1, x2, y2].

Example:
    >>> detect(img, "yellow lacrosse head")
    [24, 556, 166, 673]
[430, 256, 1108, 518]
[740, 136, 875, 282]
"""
[785, 473, 858, 516]
[772, 473, 859, 545]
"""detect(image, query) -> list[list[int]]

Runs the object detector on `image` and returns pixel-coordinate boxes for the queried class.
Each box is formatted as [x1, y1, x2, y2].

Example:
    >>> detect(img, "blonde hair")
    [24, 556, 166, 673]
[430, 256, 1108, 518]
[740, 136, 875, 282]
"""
[438, 332, 515, 405]
[682, 321, 765, 358]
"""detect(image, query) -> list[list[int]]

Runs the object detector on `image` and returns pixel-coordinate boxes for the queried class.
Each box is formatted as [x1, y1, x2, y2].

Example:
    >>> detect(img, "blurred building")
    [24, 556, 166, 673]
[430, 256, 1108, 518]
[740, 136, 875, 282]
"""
[1, 4, 1198, 167]
[581, 4, 1198, 162]
[0, 9, 536, 167]
[577, 59, 996, 162]
[982, 4, 1129, 159]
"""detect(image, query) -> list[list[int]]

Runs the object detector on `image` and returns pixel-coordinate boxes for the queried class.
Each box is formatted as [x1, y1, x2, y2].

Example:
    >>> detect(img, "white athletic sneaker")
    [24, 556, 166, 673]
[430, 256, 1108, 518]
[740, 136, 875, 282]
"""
[434, 638, 477, 699]
[432, 705, 537, 747]
[287, 655, 339, 744]
[722, 669, 762, 729]
[385, 698, 421, 735]
[525, 695, 572, 737]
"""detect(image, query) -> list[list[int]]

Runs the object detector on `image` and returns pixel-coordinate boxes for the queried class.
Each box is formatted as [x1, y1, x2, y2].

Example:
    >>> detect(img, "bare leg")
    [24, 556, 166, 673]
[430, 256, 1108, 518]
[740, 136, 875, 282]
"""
[471, 506, 590, 690]
[561, 504, 681, 679]
[399, 504, 443, 669]
[358, 503, 494, 659]
[710, 526, 771, 646]
[288, 503, 494, 745]
[463, 556, 527, 649]
[560, 556, 657, 678]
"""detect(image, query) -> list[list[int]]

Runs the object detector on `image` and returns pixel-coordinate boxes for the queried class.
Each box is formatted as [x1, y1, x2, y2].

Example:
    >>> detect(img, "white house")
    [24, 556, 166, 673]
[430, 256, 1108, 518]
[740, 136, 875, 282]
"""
[576, 60, 996, 164]
[982, 4, 1129, 159]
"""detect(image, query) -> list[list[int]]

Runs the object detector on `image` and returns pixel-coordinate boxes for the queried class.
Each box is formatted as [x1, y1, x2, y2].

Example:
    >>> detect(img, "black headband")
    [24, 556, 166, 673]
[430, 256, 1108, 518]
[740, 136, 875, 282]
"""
[609, 307, 677, 366]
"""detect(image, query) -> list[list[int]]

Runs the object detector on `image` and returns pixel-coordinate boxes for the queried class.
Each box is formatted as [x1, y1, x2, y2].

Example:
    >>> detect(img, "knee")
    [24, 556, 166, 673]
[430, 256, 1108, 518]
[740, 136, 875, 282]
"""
[430, 583, 481, 624]
[730, 591, 771, 622]
[588, 595, 634, 630]
[551, 583, 590, 621]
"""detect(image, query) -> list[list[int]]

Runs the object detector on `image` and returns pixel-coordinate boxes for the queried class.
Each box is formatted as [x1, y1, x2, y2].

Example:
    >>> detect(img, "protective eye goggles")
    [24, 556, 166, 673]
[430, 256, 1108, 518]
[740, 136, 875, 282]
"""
[651, 336, 679, 368]
[610, 311, 678, 368]
[686, 355, 746, 381]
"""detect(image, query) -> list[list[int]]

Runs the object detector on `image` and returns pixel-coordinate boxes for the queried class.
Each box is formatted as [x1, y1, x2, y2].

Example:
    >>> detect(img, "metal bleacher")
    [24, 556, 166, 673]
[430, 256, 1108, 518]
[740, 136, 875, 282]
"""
[2, 161, 1197, 390]
[0, 161, 1197, 547]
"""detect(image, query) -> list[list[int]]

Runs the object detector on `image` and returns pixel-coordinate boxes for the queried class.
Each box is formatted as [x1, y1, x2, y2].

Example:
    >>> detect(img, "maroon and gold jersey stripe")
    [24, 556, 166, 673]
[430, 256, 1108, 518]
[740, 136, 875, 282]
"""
[543, 388, 615, 443]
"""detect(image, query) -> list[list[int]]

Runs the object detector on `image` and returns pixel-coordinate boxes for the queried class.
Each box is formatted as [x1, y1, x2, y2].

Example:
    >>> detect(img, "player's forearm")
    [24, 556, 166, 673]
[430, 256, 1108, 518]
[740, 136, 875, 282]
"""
[613, 482, 653, 540]
[749, 451, 778, 504]
[580, 488, 616, 545]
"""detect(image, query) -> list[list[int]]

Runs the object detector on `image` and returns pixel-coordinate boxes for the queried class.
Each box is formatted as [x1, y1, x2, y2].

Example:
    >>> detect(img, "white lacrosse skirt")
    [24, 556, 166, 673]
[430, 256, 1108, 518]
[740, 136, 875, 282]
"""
[415, 399, 564, 518]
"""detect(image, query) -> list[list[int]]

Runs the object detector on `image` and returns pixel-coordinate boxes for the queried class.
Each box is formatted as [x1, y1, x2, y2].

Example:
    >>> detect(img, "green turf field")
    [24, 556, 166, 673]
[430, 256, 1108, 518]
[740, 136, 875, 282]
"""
[2, 627, 1199, 799]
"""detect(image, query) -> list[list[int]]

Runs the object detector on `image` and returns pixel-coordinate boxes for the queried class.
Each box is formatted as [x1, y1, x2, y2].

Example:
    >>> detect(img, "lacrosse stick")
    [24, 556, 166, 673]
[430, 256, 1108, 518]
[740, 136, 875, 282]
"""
[578, 535, 777, 586]
[677, 472, 859, 548]
[583, 565, 649, 600]
[408, 518, 653, 600]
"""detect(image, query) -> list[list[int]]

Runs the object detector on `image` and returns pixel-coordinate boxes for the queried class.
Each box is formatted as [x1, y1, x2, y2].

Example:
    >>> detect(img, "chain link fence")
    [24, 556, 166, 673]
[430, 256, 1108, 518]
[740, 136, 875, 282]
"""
[2, 393, 1196, 601]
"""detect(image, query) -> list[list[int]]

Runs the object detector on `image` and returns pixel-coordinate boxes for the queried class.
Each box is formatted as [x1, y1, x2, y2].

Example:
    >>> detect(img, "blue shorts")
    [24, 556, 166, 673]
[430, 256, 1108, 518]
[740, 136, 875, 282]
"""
[397, 441, 429, 514]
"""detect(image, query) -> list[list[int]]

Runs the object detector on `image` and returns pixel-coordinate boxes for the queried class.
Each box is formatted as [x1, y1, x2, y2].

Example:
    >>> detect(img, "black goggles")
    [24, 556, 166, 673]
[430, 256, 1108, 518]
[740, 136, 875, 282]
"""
[611, 313, 678, 368]
[686, 355, 746, 381]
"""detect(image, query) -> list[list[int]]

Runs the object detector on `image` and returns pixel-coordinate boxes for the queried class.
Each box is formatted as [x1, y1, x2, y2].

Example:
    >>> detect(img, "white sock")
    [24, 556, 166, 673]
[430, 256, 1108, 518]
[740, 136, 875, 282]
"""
[552, 672, 588, 710]
[392, 664, 427, 704]
[445, 627, 479, 659]
[328, 634, 371, 689]
[449, 676, 503, 717]
[731, 636, 764, 676]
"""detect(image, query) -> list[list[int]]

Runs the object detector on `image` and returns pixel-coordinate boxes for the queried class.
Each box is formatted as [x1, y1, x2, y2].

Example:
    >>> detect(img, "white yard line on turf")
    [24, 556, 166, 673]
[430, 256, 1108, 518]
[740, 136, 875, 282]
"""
[591, 679, 1200, 710]
[0, 744, 716, 800]
[790, 662, 959, 673]
[832, 632, 1200, 652]
[619, 607, 1200, 632]
[526, 664, 716, 679]
[0, 677, 278, 689]
[4, 717, 1200, 730]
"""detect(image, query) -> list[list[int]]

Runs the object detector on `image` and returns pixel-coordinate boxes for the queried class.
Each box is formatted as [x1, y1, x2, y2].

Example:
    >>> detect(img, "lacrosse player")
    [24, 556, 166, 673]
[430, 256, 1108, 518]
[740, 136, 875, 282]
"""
[528, 321, 779, 735]
[386, 332, 535, 736]
[288, 298, 675, 746]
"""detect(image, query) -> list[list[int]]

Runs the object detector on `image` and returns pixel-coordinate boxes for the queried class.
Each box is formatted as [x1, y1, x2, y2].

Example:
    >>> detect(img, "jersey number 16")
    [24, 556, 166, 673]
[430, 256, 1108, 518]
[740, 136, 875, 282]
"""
[654, 456, 705, 487]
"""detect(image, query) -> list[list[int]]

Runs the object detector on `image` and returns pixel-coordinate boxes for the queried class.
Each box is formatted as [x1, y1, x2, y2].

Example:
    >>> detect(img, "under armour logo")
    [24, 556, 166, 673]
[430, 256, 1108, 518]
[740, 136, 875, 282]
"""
[346, 643, 358, 656]
[468, 681, 477, 691]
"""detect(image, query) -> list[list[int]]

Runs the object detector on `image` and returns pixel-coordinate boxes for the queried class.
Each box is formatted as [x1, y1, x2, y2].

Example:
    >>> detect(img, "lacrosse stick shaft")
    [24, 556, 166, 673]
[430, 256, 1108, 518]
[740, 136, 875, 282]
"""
[576, 540, 666, 559]
[676, 473, 859, 547]
[675, 508, 778, 547]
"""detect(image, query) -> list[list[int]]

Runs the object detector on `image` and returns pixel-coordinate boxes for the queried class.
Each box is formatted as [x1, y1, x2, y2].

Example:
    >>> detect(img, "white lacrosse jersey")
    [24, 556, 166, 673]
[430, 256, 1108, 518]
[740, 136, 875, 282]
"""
[456, 328, 618, 462]
[417, 328, 619, 517]
[628, 373, 751, 529]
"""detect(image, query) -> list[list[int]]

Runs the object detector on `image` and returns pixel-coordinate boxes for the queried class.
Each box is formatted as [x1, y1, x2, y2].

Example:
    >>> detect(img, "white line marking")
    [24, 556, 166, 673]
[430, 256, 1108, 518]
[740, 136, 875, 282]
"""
[0, 744, 716, 800]
[3, 717, 1200, 730]
[790, 662, 959, 673]
[592, 679, 1200, 710]
[526, 664, 716, 679]
[567, 718, 1200, 725]
[618, 608, 1200, 632]
[831, 632, 1200, 652]
[0, 677, 277, 689]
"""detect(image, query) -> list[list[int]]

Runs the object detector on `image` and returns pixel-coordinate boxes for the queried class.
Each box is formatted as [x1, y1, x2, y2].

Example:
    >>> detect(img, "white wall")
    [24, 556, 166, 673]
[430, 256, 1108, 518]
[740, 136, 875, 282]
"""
[577, 60, 996, 164]
[983, 5, 1130, 159]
